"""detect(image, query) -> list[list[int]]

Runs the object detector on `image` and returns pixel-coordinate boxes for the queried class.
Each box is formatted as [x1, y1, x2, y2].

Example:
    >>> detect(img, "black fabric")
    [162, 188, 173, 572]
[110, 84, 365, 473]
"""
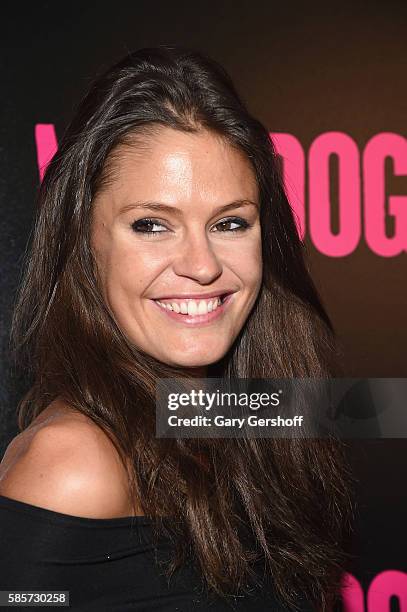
[0, 494, 315, 611]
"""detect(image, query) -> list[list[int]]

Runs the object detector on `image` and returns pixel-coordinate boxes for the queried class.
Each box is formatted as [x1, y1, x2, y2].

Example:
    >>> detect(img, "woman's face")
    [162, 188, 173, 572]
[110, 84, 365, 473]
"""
[91, 127, 262, 369]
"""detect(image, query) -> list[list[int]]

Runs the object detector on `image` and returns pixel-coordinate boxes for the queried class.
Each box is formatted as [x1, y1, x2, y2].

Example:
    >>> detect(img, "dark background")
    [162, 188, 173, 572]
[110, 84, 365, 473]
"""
[0, 2, 406, 608]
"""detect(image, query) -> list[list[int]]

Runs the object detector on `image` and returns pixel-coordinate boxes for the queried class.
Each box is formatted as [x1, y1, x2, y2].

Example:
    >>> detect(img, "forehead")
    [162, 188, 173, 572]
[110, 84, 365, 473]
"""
[97, 127, 258, 208]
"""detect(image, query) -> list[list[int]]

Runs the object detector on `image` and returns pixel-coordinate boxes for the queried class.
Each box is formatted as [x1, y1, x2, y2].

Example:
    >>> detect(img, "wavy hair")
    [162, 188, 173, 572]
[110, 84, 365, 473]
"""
[10, 45, 354, 611]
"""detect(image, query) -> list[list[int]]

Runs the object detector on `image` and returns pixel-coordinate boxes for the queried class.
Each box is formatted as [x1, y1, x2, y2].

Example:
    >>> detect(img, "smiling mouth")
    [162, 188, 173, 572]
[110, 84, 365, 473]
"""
[150, 293, 234, 325]
[153, 293, 229, 316]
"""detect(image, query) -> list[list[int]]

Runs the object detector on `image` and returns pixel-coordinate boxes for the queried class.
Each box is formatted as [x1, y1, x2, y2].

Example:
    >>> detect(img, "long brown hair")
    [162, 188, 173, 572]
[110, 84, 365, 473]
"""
[10, 45, 354, 611]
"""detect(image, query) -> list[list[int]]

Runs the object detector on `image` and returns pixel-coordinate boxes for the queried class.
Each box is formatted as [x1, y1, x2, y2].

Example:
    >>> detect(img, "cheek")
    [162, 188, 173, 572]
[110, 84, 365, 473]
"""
[226, 233, 262, 289]
[103, 241, 163, 300]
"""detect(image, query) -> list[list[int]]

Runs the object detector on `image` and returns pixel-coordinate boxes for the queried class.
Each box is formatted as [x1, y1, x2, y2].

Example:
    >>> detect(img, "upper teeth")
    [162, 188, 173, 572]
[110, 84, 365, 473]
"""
[155, 296, 222, 315]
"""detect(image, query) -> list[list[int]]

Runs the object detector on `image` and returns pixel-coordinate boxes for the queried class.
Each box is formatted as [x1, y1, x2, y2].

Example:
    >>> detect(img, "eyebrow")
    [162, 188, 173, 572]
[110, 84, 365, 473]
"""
[118, 199, 259, 217]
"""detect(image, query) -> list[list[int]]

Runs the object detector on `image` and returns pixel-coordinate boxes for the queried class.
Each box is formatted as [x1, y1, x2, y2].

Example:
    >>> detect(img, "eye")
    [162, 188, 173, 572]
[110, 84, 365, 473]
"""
[212, 217, 251, 232]
[130, 215, 252, 237]
[130, 218, 168, 236]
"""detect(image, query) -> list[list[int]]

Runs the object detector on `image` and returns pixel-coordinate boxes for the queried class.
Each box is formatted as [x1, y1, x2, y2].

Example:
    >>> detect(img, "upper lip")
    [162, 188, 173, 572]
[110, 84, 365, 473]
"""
[152, 289, 237, 300]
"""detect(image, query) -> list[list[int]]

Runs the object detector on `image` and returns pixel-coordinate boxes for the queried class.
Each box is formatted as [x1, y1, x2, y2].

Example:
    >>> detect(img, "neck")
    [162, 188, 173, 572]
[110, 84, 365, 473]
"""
[186, 365, 207, 379]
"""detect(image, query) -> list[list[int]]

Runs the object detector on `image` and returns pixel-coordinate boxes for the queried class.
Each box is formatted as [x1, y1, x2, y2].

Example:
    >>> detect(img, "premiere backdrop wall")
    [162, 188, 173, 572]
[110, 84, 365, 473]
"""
[0, 2, 406, 609]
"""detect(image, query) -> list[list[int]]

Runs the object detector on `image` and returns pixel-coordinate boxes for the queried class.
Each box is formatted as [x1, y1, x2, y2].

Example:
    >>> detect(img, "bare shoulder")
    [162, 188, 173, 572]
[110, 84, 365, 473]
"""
[0, 398, 139, 518]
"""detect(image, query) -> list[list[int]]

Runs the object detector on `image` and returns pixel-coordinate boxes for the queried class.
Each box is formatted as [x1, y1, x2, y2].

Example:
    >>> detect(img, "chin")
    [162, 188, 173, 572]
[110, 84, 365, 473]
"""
[162, 346, 226, 369]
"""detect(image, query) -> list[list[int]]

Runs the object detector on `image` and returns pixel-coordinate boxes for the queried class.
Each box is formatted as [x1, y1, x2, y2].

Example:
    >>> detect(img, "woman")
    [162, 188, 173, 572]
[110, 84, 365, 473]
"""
[0, 45, 353, 611]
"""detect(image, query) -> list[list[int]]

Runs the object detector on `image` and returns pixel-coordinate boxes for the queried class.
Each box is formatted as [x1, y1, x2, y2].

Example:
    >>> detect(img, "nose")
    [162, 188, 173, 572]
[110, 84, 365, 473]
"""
[172, 228, 223, 284]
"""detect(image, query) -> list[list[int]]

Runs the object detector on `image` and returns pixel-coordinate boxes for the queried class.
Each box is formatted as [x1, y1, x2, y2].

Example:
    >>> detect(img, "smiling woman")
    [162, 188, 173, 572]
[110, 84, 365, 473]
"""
[90, 127, 262, 370]
[0, 45, 353, 611]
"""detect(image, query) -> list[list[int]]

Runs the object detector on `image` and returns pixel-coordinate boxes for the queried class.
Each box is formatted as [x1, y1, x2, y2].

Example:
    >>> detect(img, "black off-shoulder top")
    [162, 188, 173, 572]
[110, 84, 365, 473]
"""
[0, 494, 316, 611]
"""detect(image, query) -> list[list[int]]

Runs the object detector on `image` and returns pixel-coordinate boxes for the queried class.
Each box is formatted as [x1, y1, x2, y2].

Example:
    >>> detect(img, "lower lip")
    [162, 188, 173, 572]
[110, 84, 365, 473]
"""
[150, 293, 234, 326]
